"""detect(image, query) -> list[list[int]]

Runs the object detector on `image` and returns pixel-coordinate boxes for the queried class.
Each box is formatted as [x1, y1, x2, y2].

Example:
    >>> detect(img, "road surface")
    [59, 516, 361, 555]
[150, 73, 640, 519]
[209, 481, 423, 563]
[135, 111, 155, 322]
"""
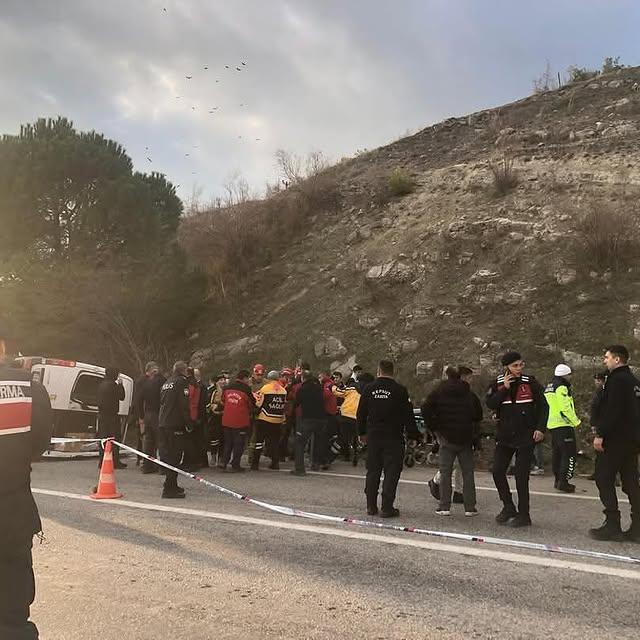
[29, 454, 640, 639]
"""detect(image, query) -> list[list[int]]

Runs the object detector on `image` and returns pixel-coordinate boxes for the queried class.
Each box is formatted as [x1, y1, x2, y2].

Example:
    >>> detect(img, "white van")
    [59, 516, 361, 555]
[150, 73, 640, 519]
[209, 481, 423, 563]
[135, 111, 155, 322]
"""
[13, 356, 134, 454]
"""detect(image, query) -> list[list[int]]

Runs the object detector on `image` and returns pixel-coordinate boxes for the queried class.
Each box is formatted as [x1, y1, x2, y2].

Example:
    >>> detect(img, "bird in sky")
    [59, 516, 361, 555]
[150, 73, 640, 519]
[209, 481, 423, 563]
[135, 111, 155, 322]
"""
[241, 61, 247, 66]
[236, 67, 242, 71]
[147, 157, 152, 162]
[224, 65, 229, 69]
[191, 106, 196, 110]
[255, 138, 261, 141]
[185, 153, 190, 157]
[203, 66, 208, 70]
[163, 7, 167, 12]
[175, 96, 181, 99]
[185, 75, 192, 79]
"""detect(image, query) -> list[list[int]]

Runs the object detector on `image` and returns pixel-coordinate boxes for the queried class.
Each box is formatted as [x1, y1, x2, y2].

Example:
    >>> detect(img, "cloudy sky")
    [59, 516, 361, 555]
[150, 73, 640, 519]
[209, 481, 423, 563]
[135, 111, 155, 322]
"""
[1, 0, 638, 202]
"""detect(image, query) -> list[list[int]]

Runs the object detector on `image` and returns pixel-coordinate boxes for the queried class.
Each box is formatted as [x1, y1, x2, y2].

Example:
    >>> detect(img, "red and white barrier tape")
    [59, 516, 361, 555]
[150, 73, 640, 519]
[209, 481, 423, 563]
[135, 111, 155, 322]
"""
[97, 439, 640, 568]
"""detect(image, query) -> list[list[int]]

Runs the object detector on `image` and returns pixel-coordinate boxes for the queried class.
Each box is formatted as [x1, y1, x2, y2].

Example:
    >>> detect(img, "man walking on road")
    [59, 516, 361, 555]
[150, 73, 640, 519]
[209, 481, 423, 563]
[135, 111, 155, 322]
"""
[158, 361, 190, 498]
[544, 364, 581, 493]
[589, 345, 640, 542]
[357, 360, 419, 518]
[486, 351, 548, 528]
[0, 353, 52, 639]
[137, 361, 166, 474]
[423, 366, 482, 517]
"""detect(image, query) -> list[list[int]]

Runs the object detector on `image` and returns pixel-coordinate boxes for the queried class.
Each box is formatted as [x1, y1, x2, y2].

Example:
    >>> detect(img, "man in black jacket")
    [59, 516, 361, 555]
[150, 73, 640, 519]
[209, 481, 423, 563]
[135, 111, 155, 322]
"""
[158, 361, 190, 498]
[486, 351, 548, 527]
[0, 357, 53, 639]
[357, 360, 419, 518]
[137, 362, 166, 474]
[589, 345, 640, 541]
[423, 366, 482, 516]
[97, 367, 126, 469]
[292, 372, 327, 476]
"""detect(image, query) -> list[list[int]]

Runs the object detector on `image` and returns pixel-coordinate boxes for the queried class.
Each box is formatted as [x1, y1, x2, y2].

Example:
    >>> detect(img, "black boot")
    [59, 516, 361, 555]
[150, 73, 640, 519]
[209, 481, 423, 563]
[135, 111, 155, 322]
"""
[556, 481, 576, 493]
[251, 450, 261, 471]
[495, 504, 518, 524]
[589, 516, 624, 541]
[366, 493, 378, 516]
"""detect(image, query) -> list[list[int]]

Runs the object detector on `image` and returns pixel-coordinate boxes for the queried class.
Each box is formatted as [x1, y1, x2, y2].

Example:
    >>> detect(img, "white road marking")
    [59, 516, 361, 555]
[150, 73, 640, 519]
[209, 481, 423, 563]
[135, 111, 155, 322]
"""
[292, 469, 620, 502]
[33, 488, 640, 581]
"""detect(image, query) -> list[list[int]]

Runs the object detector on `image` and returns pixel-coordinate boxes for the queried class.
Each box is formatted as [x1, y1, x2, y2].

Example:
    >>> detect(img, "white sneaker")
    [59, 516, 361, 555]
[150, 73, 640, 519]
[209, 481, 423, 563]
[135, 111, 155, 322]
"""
[435, 509, 451, 516]
[530, 467, 544, 476]
[465, 509, 479, 517]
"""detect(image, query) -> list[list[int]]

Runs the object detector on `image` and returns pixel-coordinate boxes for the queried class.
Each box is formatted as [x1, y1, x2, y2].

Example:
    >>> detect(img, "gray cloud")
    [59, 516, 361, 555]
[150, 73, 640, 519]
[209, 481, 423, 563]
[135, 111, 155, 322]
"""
[1, 0, 638, 201]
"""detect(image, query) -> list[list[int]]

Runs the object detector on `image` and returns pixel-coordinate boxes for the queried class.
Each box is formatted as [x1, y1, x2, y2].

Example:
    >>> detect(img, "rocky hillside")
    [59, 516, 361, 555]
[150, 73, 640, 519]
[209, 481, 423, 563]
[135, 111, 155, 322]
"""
[190, 66, 640, 404]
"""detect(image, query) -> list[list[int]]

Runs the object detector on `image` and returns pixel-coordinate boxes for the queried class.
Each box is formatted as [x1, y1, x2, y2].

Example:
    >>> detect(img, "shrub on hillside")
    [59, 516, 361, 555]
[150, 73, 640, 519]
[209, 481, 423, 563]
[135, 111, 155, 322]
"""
[488, 154, 518, 197]
[387, 169, 415, 197]
[573, 201, 640, 272]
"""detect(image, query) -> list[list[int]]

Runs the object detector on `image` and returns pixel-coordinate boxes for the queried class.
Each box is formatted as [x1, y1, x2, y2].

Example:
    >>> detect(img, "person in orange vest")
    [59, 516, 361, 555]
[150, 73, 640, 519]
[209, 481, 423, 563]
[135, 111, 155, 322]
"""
[0, 353, 53, 639]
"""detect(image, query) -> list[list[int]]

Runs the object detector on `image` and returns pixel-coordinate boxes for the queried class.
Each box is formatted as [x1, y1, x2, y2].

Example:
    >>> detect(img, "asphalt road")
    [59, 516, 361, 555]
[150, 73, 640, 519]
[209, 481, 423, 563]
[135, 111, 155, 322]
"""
[29, 454, 640, 640]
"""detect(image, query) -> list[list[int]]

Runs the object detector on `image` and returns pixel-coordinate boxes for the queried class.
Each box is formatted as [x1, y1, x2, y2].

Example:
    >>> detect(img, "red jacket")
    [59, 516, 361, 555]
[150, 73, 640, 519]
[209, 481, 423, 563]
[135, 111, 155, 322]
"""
[321, 377, 338, 416]
[221, 380, 255, 429]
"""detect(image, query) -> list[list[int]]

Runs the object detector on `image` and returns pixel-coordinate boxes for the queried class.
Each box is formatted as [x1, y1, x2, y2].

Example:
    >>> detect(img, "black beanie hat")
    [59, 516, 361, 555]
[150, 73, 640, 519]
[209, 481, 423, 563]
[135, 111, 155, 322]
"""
[501, 351, 522, 367]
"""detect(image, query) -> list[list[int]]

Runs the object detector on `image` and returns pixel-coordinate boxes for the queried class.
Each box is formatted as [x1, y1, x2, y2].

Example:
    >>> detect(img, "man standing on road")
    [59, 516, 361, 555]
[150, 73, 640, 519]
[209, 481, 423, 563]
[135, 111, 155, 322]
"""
[220, 370, 256, 473]
[97, 367, 126, 469]
[544, 364, 581, 493]
[158, 361, 190, 498]
[356, 360, 419, 518]
[486, 351, 548, 528]
[0, 354, 52, 639]
[252, 371, 287, 471]
[137, 361, 166, 474]
[589, 345, 640, 542]
[423, 366, 482, 517]
[292, 371, 328, 475]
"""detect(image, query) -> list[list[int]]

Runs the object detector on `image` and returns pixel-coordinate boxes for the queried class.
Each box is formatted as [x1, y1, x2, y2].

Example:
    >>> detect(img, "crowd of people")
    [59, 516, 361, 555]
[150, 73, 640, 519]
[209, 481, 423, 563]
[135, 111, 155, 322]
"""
[125, 345, 640, 543]
[2, 343, 640, 639]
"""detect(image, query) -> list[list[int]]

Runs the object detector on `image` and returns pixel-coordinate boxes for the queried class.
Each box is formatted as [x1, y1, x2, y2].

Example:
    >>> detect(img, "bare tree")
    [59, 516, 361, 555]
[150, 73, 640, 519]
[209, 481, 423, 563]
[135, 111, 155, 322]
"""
[222, 171, 251, 207]
[533, 60, 555, 93]
[275, 149, 303, 184]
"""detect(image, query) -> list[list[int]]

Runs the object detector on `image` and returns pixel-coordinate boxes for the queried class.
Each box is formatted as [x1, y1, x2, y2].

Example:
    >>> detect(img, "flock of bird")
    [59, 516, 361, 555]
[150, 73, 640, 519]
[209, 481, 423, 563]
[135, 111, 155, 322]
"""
[145, 7, 263, 182]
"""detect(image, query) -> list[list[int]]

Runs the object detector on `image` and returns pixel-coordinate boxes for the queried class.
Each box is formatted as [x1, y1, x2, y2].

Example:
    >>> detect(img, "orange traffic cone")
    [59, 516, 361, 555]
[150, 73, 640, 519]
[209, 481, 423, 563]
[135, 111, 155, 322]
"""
[90, 440, 123, 500]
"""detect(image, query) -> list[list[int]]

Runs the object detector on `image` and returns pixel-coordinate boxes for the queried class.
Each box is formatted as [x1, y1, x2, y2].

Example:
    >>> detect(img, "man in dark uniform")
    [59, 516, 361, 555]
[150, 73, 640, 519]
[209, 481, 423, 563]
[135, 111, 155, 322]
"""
[356, 360, 419, 518]
[0, 354, 53, 639]
[159, 361, 190, 499]
[590, 345, 640, 541]
[97, 367, 126, 469]
[137, 362, 166, 474]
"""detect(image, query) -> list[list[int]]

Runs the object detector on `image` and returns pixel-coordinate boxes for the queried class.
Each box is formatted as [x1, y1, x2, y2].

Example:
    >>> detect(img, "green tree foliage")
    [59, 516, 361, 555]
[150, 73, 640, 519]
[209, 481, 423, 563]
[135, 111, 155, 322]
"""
[0, 117, 204, 373]
[0, 117, 182, 259]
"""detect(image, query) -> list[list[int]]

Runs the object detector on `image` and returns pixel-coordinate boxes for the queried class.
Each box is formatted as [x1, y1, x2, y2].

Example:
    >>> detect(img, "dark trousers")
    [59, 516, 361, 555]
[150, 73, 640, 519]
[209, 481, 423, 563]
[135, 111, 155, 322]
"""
[159, 427, 185, 490]
[595, 440, 640, 520]
[339, 416, 358, 461]
[208, 415, 224, 462]
[252, 420, 282, 468]
[438, 440, 476, 511]
[222, 428, 248, 469]
[551, 427, 577, 483]
[0, 543, 38, 639]
[141, 411, 159, 471]
[492, 443, 534, 516]
[365, 436, 404, 512]
[294, 418, 326, 472]
[97, 414, 123, 467]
